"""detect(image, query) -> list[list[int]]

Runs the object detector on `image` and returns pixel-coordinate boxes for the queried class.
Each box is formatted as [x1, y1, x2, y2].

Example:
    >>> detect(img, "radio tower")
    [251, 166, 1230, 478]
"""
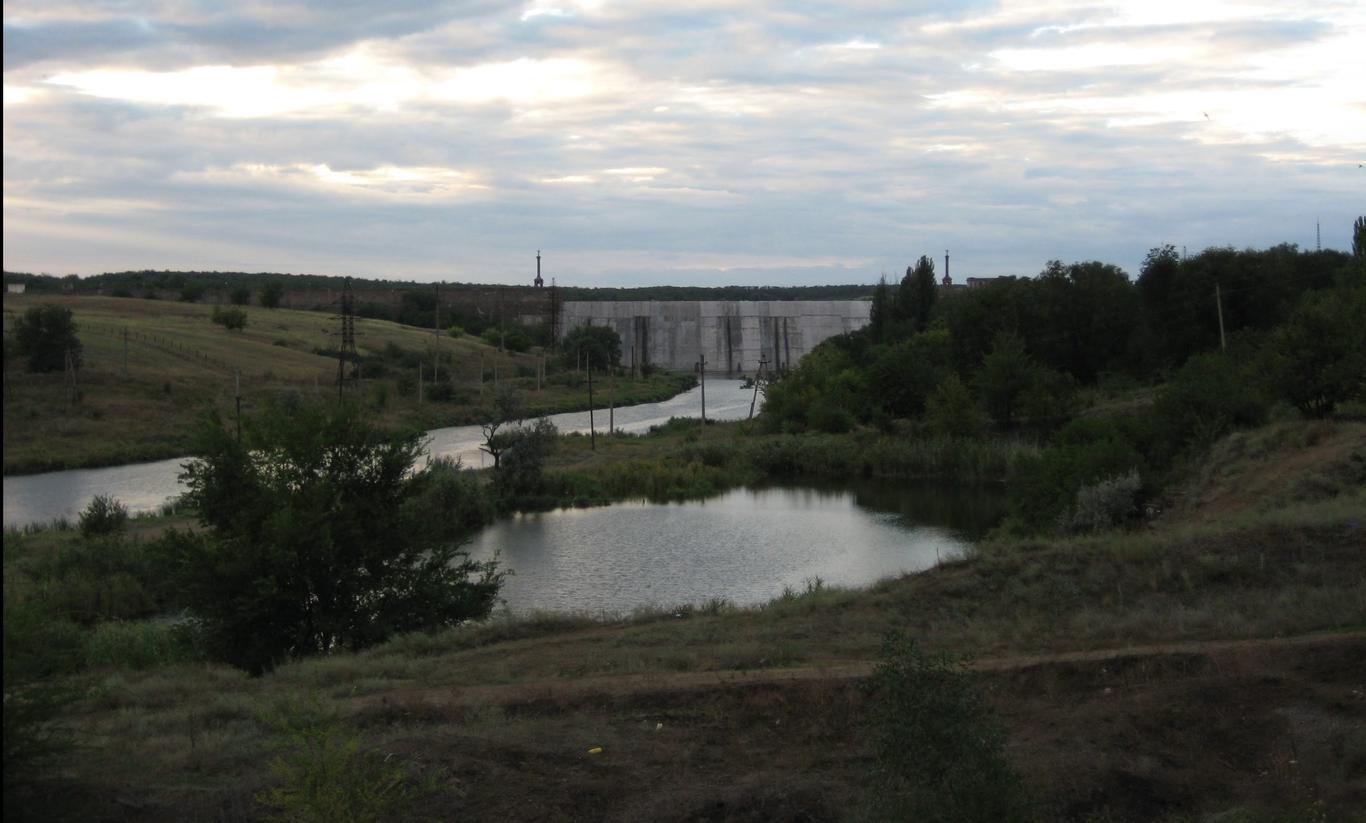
[336, 277, 359, 400]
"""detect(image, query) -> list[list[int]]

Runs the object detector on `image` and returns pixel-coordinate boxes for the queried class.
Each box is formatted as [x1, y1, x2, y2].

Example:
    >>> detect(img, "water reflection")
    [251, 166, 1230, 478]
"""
[467, 482, 1004, 614]
[3, 380, 755, 528]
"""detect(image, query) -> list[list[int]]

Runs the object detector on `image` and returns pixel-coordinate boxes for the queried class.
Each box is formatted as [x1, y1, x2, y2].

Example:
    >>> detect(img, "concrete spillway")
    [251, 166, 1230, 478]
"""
[560, 300, 871, 374]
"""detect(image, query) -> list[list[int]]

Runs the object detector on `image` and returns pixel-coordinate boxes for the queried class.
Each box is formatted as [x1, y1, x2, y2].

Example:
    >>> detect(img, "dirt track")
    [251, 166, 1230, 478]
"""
[352, 629, 1366, 712]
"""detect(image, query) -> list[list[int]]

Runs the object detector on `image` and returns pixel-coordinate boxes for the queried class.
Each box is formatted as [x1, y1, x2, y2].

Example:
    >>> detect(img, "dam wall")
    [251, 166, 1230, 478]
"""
[560, 300, 871, 374]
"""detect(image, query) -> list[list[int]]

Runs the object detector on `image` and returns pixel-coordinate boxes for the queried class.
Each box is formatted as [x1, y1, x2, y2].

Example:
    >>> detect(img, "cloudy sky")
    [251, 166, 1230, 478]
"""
[3, 1, 1363, 286]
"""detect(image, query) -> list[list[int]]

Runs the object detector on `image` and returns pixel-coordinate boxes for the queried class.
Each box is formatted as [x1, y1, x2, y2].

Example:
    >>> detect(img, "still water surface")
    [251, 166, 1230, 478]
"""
[2, 380, 756, 528]
[467, 481, 1004, 614]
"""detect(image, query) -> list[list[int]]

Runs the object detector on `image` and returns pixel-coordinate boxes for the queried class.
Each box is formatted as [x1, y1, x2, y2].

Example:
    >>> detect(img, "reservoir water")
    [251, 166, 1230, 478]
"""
[2, 379, 757, 529]
[467, 481, 1005, 614]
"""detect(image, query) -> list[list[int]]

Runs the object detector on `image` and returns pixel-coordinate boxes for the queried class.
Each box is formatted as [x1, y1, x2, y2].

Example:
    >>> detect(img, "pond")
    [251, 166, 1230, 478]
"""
[466, 480, 1005, 614]
[2, 379, 757, 529]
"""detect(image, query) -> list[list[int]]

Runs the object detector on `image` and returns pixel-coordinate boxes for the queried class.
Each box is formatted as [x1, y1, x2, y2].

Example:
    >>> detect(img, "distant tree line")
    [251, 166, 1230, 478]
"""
[764, 238, 1365, 533]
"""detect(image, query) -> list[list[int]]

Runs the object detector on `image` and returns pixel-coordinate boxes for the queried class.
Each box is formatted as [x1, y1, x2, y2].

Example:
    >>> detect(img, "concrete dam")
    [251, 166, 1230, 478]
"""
[559, 301, 871, 374]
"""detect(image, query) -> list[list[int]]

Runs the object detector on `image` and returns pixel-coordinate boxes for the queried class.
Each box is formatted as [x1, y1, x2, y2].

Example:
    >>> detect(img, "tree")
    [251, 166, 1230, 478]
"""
[1354, 216, 1365, 261]
[975, 331, 1034, 429]
[895, 256, 937, 332]
[179, 282, 206, 303]
[230, 287, 252, 306]
[1273, 287, 1366, 418]
[925, 374, 987, 438]
[493, 418, 559, 496]
[13, 304, 82, 373]
[162, 403, 503, 674]
[562, 324, 622, 371]
[259, 281, 285, 309]
[869, 275, 892, 343]
[479, 385, 524, 468]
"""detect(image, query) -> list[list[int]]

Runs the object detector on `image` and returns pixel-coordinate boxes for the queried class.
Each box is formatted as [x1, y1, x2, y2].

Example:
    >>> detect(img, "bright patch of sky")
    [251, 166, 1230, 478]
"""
[3, 0, 1362, 284]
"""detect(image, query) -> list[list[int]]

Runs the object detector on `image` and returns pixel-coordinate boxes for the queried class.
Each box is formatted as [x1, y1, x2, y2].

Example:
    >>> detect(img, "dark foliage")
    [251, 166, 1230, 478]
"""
[162, 403, 503, 674]
[562, 324, 622, 370]
[865, 633, 1033, 822]
[13, 304, 82, 373]
[259, 281, 284, 308]
[211, 305, 248, 330]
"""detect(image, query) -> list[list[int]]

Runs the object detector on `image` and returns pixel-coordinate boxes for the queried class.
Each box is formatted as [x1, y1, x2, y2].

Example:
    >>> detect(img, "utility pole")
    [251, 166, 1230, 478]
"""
[1215, 282, 1227, 352]
[336, 277, 358, 401]
[588, 364, 596, 450]
[418, 363, 423, 404]
[234, 369, 242, 441]
[609, 367, 616, 434]
[433, 282, 441, 382]
[64, 346, 79, 405]
[698, 354, 707, 428]
[750, 354, 768, 419]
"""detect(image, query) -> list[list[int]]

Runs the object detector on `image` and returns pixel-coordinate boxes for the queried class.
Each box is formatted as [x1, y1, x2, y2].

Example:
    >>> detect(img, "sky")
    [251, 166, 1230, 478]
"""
[3, 1, 1363, 287]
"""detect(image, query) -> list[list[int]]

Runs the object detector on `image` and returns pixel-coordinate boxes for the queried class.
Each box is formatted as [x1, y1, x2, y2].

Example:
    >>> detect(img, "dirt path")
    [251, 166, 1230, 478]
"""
[350, 629, 1366, 713]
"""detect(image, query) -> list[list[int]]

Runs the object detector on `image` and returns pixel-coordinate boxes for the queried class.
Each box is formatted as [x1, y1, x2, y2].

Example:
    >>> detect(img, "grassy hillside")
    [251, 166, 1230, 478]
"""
[1, 294, 691, 474]
[5, 420, 1364, 821]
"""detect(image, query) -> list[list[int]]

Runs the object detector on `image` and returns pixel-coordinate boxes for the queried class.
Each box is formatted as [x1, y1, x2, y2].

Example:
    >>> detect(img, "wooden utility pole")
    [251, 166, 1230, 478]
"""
[588, 365, 596, 450]
[609, 368, 616, 434]
[750, 355, 768, 420]
[698, 354, 707, 427]
[234, 369, 242, 441]
[64, 347, 75, 405]
[1215, 282, 1227, 352]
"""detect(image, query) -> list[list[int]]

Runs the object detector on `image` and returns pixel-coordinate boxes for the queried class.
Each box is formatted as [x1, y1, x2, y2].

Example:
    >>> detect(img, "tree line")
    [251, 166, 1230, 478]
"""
[764, 237, 1365, 532]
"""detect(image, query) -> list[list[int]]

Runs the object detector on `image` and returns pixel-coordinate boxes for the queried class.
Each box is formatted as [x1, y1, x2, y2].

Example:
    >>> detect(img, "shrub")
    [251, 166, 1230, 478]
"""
[230, 287, 252, 305]
[1058, 468, 1142, 534]
[1009, 418, 1144, 533]
[865, 633, 1032, 822]
[1155, 351, 1269, 452]
[258, 701, 431, 823]
[446, 325, 464, 338]
[179, 282, 206, 302]
[83, 620, 207, 670]
[212, 306, 248, 331]
[78, 494, 128, 538]
[502, 326, 532, 353]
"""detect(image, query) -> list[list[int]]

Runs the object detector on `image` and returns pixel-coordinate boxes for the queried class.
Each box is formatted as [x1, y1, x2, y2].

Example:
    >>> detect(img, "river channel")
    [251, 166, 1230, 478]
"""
[2, 379, 758, 529]
[467, 480, 1005, 614]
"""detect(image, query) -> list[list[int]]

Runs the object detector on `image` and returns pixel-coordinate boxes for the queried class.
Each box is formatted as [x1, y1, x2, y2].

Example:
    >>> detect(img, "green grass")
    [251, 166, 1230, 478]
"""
[2, 294, 691, 474]
[5, 420, 1364, 821]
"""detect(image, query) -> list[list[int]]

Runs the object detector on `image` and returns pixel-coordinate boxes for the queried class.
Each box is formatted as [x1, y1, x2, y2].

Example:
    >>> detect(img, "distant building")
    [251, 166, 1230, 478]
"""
[966, 277, 992, 289]
[7, 283, 26, 294]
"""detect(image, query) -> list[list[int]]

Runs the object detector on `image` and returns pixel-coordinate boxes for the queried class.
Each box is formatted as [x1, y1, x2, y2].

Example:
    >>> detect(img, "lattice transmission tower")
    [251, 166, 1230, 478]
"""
[333, 277, 360, 400]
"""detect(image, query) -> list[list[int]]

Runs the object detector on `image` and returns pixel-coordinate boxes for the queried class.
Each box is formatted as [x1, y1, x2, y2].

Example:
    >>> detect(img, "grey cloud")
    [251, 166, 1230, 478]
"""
[4, 1, 1361, 284]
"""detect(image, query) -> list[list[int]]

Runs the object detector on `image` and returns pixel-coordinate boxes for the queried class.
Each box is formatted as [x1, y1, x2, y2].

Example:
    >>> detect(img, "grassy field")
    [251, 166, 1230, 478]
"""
[6, 420, 1365, 821]
[1, 294, 692, 474]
